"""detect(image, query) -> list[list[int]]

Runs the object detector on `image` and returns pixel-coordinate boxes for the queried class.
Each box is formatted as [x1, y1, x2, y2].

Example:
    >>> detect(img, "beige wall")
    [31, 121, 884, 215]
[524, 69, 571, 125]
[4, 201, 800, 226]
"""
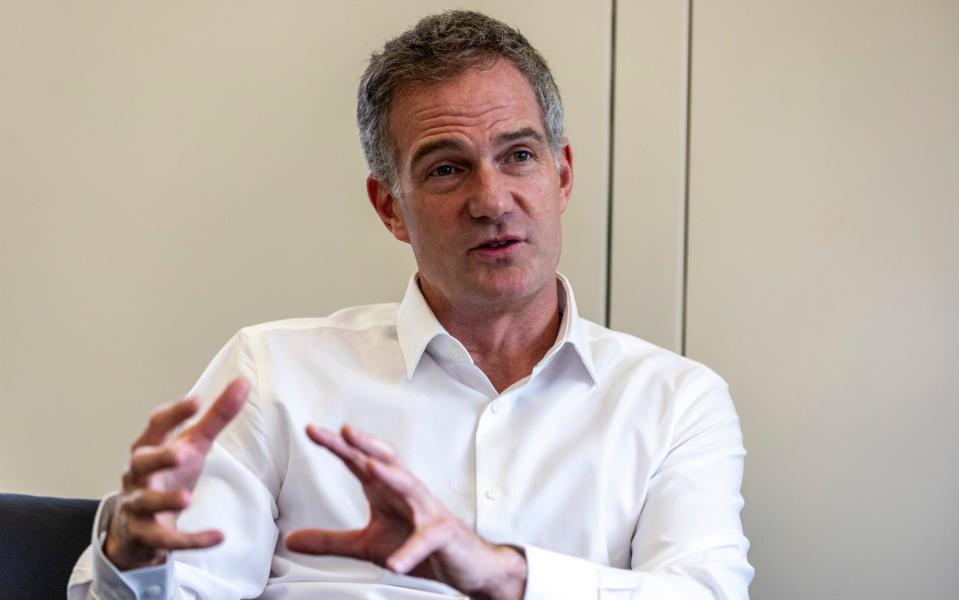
[0, 1, 611, 498]
[683, 1, 959, 598]
[611, 1, 958, 597]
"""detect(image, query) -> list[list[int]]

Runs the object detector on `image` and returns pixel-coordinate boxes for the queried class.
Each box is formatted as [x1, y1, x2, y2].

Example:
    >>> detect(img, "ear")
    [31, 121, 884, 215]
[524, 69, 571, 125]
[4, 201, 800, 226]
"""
[367, 175, 410, 243]
[556, 143, 574, 214]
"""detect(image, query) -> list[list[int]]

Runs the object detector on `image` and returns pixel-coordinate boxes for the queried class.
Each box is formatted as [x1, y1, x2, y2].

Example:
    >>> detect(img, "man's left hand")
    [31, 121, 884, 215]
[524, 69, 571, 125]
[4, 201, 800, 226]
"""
[286, 424, 527, 600]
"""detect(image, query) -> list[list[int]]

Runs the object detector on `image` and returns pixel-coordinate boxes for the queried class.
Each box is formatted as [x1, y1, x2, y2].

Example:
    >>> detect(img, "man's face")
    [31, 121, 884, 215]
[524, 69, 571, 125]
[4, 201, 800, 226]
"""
[368, 59, 573, 314]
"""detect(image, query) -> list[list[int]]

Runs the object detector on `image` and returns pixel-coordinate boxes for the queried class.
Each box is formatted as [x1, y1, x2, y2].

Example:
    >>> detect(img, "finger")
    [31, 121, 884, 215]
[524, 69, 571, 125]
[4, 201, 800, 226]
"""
[306, 425, 373, 481]
[127, 519, 224, 551]
[341, 425, 397, 464]
[285, 528, 365, 558]
[365, 458, 436, 517]
[126, 446, 181, 486]
[180, 378, 250, 448]
[367, 456, 420, 499]
[132, 396, 200, 450]
[386, 523, 450, 574]
[123, 489, 191, 516]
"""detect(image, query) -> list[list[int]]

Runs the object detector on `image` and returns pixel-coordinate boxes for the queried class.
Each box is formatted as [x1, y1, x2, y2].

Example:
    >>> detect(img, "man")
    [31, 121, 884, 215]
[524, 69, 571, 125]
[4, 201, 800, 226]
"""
[70, 10, 753, 599]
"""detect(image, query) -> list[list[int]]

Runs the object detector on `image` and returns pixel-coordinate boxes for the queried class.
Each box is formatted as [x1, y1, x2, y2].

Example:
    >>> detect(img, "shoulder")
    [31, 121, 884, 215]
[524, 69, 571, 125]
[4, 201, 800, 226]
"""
[578, 319, 741, 443]
[202, 302, 407, 400]
[237, 302, 400, 341]
[223, 303, 404, 372]
[578, 317, 729, 397]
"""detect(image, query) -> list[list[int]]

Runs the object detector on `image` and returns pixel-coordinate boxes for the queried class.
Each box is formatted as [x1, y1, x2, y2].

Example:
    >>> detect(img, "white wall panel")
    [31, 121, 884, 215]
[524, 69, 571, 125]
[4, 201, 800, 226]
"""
[0, 1, 610, 497]
[609, 0, 689, 352]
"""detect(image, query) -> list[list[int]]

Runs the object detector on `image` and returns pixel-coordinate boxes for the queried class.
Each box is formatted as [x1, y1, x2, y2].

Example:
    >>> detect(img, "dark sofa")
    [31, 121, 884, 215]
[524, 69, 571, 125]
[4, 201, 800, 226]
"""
[0, 494, 99, 599]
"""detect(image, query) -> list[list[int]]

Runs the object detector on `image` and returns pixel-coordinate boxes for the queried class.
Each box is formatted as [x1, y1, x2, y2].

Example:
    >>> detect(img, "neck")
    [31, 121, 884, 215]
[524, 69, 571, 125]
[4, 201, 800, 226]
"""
[420, 277, 562, 393]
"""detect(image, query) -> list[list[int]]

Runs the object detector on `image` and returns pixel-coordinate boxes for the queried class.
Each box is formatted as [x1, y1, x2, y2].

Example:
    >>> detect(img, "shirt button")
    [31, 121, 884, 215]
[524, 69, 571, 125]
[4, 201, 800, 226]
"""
[484, 486, 501, 501]
[146, 584, 163, 597]
[490, 401, 503, 415]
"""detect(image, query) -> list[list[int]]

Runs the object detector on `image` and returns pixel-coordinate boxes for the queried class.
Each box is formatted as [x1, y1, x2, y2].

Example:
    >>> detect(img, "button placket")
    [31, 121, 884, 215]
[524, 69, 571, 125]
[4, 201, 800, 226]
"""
[474, 392, 514, 541]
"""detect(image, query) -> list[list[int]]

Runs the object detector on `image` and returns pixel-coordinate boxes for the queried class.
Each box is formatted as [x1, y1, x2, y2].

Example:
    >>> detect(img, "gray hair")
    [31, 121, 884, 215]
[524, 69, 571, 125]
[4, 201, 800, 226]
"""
[357, 10, 565, 190]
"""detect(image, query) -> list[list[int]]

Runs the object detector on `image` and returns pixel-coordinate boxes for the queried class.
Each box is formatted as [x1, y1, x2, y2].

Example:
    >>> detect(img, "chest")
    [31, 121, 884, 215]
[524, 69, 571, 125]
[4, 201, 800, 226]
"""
[270, 357, 660, 569]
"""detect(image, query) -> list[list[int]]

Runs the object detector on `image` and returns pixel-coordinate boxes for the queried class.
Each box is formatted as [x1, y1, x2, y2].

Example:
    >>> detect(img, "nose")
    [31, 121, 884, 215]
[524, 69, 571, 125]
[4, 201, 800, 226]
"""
[466, 163, 513, 220]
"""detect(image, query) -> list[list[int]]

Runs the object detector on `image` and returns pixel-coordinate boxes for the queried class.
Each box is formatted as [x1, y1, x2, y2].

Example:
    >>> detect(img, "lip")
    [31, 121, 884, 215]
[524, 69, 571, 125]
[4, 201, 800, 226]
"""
[469, 236, 524, 256]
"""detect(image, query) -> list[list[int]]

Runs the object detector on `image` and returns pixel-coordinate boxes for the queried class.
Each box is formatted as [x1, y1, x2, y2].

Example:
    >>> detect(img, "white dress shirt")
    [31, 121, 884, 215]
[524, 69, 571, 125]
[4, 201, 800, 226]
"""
[68, 274, 753, 599]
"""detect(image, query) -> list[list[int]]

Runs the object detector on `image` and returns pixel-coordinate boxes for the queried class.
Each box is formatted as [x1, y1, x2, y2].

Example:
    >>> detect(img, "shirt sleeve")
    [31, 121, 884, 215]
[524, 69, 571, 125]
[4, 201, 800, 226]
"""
[521, 382, 754, 600]
[68, 331, 285, 600]
[67, 493, 180, 600]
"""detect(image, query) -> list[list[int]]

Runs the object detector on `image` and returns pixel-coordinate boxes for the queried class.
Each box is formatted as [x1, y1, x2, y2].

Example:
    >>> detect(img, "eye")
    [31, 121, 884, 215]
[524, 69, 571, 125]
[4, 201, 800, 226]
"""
[429, 164, 457, 177]
[511, 150, 532, 162]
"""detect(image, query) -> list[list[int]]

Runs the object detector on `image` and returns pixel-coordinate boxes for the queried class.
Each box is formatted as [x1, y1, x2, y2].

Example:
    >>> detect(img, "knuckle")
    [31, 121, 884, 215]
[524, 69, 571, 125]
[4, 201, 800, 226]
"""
[125, 490, 147, 512]
[147, 411, 165, 430]
[128, 463, 147, 482]
[158, 530, 183, 549]
[116, 495, 131, 515]
[161, 490, 183, 510]
[125, 520, 149, 545]
[154, 446, 174, 467]
[167, 445, 184, 465]
[121, 469, 133, 488]
[412, 510, 436, 529]
[139, 524, 166, 548]
[131, 445, 150, 461]
[437, 519, 457, 539]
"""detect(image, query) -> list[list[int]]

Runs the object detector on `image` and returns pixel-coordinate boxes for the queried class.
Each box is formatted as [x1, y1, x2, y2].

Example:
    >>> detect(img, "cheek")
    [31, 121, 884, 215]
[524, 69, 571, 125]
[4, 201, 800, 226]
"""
[538, 210, 564, 258]
[406, 210, 455, 255]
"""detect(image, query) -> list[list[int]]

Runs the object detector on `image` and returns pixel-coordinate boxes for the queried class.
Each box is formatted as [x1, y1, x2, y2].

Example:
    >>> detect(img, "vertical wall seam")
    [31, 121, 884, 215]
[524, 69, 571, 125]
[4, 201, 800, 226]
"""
[681, 0, 693, 356]
[604, 0, 618, 328]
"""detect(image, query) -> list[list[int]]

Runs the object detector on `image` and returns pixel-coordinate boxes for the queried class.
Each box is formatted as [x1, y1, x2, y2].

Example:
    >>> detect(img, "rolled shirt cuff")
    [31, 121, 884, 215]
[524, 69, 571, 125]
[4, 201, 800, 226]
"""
[89, 493, 175, 600]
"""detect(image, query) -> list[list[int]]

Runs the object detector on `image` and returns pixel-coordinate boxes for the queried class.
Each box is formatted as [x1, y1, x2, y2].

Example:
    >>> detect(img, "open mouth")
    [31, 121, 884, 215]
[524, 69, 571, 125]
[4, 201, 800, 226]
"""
[478, 239, 519, 250]
[472, 238, 522, 254]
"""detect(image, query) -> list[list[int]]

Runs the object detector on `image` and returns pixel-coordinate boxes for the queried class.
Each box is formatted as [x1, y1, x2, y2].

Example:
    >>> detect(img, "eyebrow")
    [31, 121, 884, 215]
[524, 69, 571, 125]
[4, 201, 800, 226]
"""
[408, 127, 547, 171]
[410, 139, 463, 171]
[493, 127, 545, 147]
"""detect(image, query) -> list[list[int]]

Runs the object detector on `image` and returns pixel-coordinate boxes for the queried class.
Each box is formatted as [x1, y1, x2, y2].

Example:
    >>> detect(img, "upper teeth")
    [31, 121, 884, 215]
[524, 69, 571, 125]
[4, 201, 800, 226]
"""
[489, 240, 508, 247]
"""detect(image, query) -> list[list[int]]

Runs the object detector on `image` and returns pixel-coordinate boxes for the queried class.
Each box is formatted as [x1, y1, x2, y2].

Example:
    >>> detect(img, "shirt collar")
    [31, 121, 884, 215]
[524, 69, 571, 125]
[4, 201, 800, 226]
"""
[395, 275, 448, 379]
[395, 273, 597, 384]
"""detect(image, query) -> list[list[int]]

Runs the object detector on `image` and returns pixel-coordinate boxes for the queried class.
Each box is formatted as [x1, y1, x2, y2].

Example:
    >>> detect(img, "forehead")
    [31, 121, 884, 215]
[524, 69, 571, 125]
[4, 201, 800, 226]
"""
[388, 60, 544, 160]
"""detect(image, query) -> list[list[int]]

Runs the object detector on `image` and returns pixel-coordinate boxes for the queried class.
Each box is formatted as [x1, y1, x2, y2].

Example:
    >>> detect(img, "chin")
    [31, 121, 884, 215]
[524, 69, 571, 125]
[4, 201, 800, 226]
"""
[472, 268, 547, 304]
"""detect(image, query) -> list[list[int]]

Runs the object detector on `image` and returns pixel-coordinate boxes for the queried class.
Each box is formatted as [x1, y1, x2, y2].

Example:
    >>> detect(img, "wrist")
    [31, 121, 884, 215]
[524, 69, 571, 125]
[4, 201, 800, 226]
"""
[474, 544, 527, 600]
[104, 538, 167, 572]
[104, 520, 168, 572]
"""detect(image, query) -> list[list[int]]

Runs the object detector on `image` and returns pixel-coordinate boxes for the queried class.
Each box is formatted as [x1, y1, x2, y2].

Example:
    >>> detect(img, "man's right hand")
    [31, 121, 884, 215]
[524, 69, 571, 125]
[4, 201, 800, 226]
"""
[104, 378, 250, 571]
